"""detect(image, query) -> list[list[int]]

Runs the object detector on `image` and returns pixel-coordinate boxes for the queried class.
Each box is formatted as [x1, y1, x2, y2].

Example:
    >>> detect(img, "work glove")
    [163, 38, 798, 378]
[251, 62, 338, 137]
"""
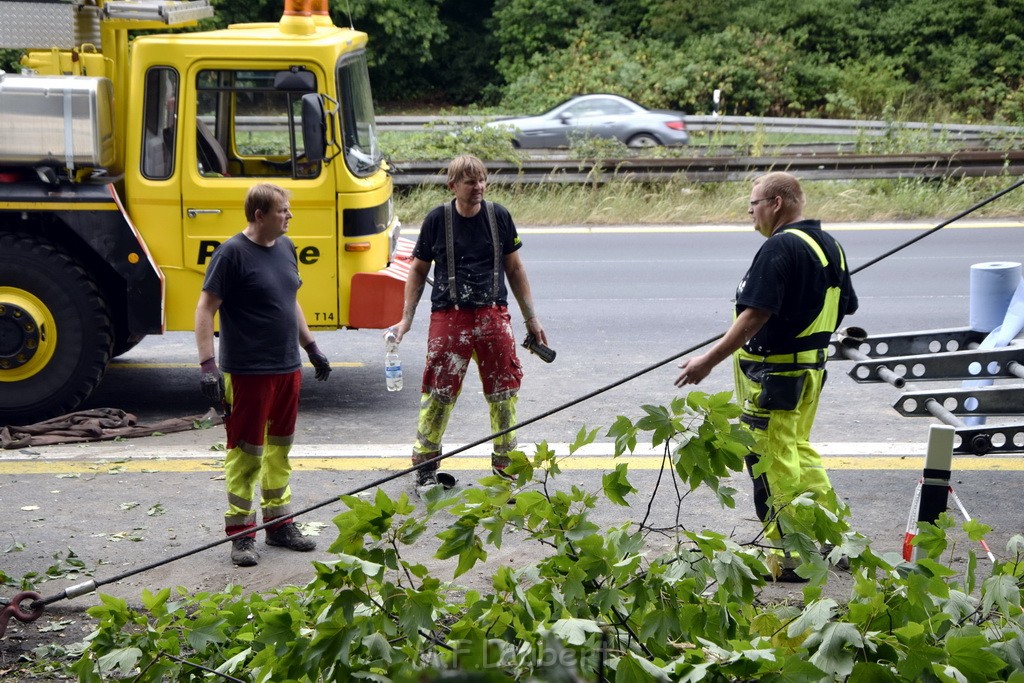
[304, 341, 332, 381]
[199, 357, 225, 403]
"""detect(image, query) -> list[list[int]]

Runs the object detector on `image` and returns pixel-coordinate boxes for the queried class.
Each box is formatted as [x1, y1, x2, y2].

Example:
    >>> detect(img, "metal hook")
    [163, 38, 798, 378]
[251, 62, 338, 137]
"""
[0, 591, 44, 639]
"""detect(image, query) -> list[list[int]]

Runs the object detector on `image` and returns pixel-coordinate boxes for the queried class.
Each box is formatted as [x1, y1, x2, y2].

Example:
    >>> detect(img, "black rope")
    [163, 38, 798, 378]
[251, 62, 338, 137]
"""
[850, 175, 1024, 276]
[25, 173, 1024, 611]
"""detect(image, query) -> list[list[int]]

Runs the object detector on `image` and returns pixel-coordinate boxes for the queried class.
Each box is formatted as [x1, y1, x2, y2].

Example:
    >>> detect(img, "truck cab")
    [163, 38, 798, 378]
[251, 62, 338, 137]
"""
[0, 0, 404, 424]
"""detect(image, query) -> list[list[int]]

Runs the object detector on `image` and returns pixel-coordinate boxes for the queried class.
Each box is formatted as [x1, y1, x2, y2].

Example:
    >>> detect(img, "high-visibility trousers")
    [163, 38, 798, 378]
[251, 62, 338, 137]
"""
[412, 306, 523, 470]
[733, 349, 837, 550]
[222, 370, 301, 537]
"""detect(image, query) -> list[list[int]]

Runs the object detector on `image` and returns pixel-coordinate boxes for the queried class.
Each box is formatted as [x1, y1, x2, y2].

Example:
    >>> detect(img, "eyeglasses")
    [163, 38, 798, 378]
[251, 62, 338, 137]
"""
[749, 196, 777, 208]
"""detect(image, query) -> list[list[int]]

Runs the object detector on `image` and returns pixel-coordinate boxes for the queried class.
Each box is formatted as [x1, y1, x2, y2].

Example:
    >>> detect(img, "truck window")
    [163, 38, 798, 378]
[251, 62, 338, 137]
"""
[337, 52, 381, 178]
[142, 67, 178, 179]
[195, 68, 320, 179]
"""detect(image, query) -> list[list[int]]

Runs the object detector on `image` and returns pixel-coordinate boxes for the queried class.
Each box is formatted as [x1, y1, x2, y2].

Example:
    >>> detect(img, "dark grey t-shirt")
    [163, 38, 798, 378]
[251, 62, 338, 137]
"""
[202, 233, 302, 374]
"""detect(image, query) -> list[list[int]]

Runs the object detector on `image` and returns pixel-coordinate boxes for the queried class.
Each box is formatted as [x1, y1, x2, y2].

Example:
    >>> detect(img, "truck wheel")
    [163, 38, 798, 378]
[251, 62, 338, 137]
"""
[0, 233, 113, 425]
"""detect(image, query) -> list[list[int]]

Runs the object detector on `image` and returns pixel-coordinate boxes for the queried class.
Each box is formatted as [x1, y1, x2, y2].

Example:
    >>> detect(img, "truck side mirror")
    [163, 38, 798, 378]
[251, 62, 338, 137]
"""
[301, 93, 326, 163]
[274, 68, 316, 92]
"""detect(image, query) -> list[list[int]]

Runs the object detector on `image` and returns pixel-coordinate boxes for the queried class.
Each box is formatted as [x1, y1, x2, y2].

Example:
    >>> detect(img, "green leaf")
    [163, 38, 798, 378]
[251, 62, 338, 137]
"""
[607, 415, 638, 455]
[602, 463, 637, 506]
[614, 651, 670, 681]
[981, 573, 1022, 617]
[944, 634, 1007, 682]
[550, 618, 602, 646]
[962, 518, 992, 542]
[570, 425, 599, 454]
[849, 661, 901, 682]
[787, 599, 838, 638]
[436, 516, 479, 560]
[216, 648, 252, 675]
[806, 622, 864, 677]
[97, 647, 142, 674]
[140, 587, 170, 612]
[186, 615, 226, 651]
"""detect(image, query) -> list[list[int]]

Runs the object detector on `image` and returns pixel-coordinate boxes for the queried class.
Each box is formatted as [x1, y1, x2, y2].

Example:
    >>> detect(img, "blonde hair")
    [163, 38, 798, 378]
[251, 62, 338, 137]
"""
[244, 183, 290, 222]
[447, 154, 488, 185]
[753, 172, 805, 211]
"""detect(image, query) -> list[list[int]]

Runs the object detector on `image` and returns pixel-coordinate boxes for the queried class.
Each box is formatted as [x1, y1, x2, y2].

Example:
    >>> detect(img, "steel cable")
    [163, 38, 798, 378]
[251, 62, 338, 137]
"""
[7, 173, 1022, 629]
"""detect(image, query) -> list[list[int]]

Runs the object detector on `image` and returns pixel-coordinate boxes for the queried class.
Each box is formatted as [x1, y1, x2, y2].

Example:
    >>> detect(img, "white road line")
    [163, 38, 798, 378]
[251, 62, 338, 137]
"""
[3, 441, 934, 462]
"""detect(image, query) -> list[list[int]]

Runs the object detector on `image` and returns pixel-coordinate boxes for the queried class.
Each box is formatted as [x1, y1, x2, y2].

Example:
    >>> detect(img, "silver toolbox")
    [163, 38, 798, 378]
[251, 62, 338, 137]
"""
[0, 73, 115, 169]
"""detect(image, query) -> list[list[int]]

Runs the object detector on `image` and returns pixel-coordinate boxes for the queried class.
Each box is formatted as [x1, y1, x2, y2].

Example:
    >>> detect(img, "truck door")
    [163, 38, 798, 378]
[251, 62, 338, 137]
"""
[179, 66, 339, 329]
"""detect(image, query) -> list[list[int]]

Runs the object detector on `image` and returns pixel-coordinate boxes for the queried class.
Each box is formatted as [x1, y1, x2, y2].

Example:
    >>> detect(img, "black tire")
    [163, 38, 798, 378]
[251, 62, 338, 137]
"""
[111, 335, 142, 358]
[626, 133, 660, 148]
[0, 232, 112, 425]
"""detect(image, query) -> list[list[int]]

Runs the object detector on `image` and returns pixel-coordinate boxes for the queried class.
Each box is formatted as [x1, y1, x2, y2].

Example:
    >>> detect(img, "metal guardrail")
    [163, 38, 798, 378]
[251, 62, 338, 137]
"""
[377, 114, 1024, 140]
[231, 114, 1023, 140]
[390, 150, 1024, 186]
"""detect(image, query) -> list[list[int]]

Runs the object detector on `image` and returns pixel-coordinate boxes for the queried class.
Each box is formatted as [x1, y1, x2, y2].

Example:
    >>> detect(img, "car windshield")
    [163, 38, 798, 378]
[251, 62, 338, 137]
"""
[336, 52, 381, 177]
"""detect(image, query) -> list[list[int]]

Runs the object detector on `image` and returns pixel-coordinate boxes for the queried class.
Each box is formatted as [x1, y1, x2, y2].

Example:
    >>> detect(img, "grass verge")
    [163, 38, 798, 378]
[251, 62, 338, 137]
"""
[395, 175, 1024, 228]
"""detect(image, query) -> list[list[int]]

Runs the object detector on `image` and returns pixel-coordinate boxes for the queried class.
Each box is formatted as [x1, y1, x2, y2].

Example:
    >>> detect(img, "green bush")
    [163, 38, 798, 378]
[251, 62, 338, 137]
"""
[68, 394, 1024, 682]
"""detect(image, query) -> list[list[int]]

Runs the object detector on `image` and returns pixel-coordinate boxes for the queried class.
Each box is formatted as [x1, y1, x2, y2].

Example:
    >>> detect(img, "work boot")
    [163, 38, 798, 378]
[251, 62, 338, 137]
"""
[230, 536, 260, 567]
[415, 467, 457, 495]
[491, 465, 516, 482]
[266, 522, 316, 552]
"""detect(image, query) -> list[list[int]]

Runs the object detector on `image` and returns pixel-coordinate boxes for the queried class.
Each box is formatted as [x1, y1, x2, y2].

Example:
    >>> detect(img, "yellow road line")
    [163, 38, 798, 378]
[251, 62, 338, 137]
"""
[109, 361, 364, 369]
[4, 455, 1021, 475]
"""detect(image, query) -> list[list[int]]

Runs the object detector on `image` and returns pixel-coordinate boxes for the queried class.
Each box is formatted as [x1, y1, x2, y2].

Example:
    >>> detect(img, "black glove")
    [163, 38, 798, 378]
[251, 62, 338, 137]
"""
[199, 357, 224, 402]
[304, 341, 331, 381]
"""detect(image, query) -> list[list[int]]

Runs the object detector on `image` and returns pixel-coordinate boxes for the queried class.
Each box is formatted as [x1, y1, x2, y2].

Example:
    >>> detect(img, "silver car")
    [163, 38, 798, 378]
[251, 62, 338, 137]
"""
[486, 94, 689, 149]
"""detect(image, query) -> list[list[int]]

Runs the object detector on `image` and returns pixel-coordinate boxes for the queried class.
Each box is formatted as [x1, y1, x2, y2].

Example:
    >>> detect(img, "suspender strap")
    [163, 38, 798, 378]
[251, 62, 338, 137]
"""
[443, 200, 503, 307]
[486, 201, 501, 298]
[444, 202, 457, 306]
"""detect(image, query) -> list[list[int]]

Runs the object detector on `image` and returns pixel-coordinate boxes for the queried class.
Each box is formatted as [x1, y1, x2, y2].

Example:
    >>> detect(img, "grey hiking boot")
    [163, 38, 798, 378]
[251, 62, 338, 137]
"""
[230, 536, 259, 567]
[415, 468, 457, 495]
[266, 522, 316, 552]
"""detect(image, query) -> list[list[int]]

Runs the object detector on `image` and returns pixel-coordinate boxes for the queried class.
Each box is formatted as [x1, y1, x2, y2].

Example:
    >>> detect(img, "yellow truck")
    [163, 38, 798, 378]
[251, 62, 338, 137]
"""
[0, 0, 405, 424]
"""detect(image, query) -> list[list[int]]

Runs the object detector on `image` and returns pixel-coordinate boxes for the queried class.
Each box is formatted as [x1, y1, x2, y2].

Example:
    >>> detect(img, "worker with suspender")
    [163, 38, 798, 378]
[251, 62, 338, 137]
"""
[675, 171, 858, 581]
[389, 155, 549, 489]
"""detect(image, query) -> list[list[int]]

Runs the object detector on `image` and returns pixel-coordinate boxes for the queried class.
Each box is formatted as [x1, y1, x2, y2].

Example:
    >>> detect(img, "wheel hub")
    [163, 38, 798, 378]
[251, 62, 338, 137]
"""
[0, 303, 41, 370]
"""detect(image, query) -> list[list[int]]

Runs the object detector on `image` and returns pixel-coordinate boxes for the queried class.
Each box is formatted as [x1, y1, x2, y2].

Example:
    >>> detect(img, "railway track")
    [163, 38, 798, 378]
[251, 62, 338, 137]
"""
[389, 150, 1024, 186]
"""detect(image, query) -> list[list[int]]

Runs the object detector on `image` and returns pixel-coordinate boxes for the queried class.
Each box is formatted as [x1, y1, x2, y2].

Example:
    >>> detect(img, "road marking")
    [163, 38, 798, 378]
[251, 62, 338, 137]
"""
[4, 442, 1021, 474]
[108, 361, 364, 369]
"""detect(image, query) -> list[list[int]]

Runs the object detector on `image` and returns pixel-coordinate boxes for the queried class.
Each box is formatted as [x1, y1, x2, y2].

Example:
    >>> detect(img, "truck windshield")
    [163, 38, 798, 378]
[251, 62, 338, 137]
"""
[337, 52, 381, 178]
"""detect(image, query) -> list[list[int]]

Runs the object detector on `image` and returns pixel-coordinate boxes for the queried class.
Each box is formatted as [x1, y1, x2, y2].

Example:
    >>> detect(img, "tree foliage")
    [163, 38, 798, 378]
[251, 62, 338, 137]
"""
[68, 392, 1024, 682]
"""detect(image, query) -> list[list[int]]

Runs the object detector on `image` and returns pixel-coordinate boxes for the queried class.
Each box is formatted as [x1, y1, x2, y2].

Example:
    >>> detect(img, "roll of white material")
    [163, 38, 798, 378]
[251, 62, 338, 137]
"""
[969, 262, 1022, 332]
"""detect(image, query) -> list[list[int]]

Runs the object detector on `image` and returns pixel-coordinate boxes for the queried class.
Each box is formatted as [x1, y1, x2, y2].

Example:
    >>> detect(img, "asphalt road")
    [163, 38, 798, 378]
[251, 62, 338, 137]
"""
[2, 219, 1023, 664]
[79, 217, 1024, 448]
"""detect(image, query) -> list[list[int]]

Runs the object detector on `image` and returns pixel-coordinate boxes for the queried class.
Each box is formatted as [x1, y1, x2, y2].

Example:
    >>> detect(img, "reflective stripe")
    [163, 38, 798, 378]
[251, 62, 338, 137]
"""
[783, 229, 843, 341]
[227, 492, 253, 511]
[236, 440, 263, 457]
[737, 347, 825, 366]
[267, 434, 294, 447]
[783, 228, 828, 267]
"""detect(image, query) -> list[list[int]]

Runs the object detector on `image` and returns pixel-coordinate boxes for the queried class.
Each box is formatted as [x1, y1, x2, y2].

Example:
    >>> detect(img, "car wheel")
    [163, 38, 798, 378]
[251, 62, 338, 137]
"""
[627, 134, 660, 148]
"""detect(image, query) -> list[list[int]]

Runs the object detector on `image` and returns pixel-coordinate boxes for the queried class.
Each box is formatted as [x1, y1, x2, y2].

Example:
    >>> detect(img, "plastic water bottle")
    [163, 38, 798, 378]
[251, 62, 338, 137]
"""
[384, 331, 403, 392]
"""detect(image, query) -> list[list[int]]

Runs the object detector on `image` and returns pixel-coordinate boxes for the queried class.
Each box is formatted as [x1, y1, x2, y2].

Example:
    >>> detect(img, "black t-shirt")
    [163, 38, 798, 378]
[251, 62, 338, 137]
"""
[413, 200, 523, 311]
[736, 220, 858, 355]
[202, 233, 302, 374]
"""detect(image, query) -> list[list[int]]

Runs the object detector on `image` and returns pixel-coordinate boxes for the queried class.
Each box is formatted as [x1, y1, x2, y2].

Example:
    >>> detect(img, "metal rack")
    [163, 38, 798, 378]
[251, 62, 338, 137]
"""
[831, 325, 1024, 455]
